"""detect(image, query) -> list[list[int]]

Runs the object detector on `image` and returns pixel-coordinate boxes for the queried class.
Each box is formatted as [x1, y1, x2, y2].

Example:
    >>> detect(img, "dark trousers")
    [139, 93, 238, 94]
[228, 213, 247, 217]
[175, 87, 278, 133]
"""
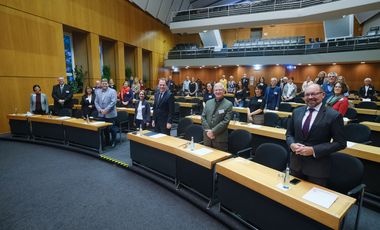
[99, 117, 117, 145]
[203, 135, 228, 152]
[154, 119, 170, 135]
[135, 119, 147, 130]
[290, 169, 327, 187]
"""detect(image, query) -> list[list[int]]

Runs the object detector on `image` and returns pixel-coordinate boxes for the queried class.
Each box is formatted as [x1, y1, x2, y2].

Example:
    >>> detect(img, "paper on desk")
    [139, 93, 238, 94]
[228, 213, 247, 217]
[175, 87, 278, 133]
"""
[150, 133, 166, 138]
[248, 123, 262, 128]
[55, 116, 71, 120]
[189, 148, 213, 156]
[265, 109, 278, 113]
[90, 121, 106, 125]
[302, 187, 338, 209]
[346, 141, 357, 148]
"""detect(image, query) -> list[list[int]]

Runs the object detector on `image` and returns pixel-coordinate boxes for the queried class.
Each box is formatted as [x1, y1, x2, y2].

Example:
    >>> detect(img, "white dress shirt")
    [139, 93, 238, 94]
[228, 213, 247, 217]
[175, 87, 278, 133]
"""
[302, 103, 322, 131]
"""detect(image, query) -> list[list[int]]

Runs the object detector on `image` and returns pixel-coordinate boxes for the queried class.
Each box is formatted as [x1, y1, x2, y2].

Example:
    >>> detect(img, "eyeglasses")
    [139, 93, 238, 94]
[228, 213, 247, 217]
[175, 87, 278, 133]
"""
[304, 92, 323, 97]
[334, 85, 342, 88]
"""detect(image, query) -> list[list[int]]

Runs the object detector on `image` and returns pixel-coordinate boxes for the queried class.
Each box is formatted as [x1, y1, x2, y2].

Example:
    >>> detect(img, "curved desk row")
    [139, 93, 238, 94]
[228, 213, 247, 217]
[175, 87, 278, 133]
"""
[128, 131, 355, 230]
[7, 114, 112, 153]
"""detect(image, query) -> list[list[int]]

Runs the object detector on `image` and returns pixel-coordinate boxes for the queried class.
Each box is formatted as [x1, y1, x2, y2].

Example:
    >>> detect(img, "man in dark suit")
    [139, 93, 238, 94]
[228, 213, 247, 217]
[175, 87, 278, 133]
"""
[152, 78, 174, 135]
[286, 83, 346, 186]
[52, 76, 73, 115]
[358, 77, 376, 100]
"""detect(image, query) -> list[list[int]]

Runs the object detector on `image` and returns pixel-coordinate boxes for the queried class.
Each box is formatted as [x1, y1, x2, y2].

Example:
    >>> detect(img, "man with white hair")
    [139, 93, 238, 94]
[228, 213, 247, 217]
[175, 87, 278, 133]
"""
[201, 83, 233, 151]
[359, 77, 376, 100]
[322, 72, 337, 103]
[265, 78, 281, 110]
[51, 76, 73, 115]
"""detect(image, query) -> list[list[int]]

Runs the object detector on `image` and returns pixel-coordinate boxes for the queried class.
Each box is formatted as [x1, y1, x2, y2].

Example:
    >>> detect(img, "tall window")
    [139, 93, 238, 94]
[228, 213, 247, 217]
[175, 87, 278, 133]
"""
[63, 33, 75, 81]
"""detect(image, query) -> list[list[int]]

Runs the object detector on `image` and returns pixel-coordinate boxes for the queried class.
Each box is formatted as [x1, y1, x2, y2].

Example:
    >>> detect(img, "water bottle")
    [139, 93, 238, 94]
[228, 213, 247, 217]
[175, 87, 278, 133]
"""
[86, 115, 90, 124]
[190, 108, 193, 115]
[139, 124, 143, 136]
[190, 136, 194, 151]
[283, 165, 290, 189]
[49, 111, 52, 118]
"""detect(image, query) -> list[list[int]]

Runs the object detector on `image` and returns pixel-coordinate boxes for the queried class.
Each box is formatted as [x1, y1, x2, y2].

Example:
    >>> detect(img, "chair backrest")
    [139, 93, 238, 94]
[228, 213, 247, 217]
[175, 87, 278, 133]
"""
[345, 107, 357, 120]
[278, 103, 293, 112]
[184, 124, 203, 143]
[90, 110, 98, 117]
[264, 112, 280, 127]
[115, 111, 129, 124]
[327, 152, 364, 194]
[375, 115, 380, 123]
[356, 101, 377, 110]
[58, 108, 72, 117]
[253, 143, 289, 171]
[294, 97, 305, 103]
[280, 116, 290, 129]
[72, 98, 79, 105]
[177, 118, 193, 137]
[72, 109, 83, 118]
[228, 129, 252, 158]
[343, 123, 371, 143]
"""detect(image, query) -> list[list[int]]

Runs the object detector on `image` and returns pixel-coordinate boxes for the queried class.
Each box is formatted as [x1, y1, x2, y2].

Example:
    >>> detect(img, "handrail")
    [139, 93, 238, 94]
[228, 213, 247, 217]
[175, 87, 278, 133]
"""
[172, 0, 340, 23]
[167, 35, 380, 59]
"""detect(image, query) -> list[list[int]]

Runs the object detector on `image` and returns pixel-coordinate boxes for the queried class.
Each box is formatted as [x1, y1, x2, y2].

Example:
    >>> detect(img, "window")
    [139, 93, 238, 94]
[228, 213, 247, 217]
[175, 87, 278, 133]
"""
[63, 33, 75, 81]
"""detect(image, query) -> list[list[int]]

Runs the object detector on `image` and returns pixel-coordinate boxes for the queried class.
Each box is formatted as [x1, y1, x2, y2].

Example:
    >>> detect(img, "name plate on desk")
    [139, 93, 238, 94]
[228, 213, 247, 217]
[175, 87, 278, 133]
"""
[55, 116, 71, 120]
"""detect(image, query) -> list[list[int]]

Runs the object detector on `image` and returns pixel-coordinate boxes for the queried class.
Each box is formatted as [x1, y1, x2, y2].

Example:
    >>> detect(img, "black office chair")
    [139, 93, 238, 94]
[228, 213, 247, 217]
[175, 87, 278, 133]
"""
[293, 97, 305, 103]
[251, 143, 289, 171]
[115, 111, 130, 143]
[345, 107, 358, 121]
[327, 152, 365, 230]
[58, 108, 72, 117]
[264, 112, 280, 127]
[228, 129, 252, 158]
[177, 118, 193, 138]
[343, 123, 371, 144]
[375, 115, 380, 123]
[173, 103, 180, 122]
[279, 116, 290, 129]
[356, 101, 377, 110]
[278, 103, 293, 112]
[72, 98, 79, 105]
[72, 109, 83, 118]
[184, 124, 203, 143]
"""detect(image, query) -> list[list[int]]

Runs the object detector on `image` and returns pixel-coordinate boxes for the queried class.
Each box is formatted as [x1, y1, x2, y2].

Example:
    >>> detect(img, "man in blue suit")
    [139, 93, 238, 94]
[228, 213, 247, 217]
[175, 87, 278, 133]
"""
[286, 84, 346, 186]
[152, 78, 174, 135]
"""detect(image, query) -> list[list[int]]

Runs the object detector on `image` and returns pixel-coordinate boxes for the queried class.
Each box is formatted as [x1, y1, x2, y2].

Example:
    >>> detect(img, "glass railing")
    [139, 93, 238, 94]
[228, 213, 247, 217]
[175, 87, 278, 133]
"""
[167, 35, 380, 59]
[172, 0, 340, 22]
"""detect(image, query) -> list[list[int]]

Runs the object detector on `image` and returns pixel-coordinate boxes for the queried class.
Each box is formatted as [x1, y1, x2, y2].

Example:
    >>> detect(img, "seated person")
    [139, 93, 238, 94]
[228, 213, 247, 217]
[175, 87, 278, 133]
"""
[30, 84, 49, 115]
[326, 82, 349, 117]
[358, 77, 376, 100]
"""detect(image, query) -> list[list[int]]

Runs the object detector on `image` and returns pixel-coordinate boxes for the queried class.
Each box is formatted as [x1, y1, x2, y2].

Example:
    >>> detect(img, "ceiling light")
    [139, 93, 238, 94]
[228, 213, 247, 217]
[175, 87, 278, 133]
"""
[276, 64, 279, 66]
[361, 61, 366, 64]
[298, 63, 302, 66]
[308, 64, 311, 66]
[332, 63, 336, 65]
[236, 65, 240, 67]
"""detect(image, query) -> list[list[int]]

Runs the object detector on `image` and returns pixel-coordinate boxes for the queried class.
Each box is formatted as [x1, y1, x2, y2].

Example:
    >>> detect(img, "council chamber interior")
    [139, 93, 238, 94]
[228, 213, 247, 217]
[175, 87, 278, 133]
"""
[1, 0, 380, 229]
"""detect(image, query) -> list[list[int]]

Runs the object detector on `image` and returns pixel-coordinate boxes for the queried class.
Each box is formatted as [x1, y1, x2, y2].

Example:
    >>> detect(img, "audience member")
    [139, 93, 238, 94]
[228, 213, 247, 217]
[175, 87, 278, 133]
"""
[201, 83, 233, 151]
[81, 86, 96, 117]
[166, 75, 176, 92]
[282, 77, 297, 102]
[302, 76, 314, 93]
[51, 76, 73, 115]
[322, 72, 337, 103]
[234, 81, 246, 107]
[227, 75, 236, 94]
[257, 76, 267, 95]
[248, 85, 266, 125]
[30, 84, 49, 115]
[109, 79, 116, 90]
[358, 77, 376, 100]
[95, 79, 118, 147]
[93, 80, 102, 95]
[182, 76, 191, 95]
[278, 76, 288, 91]
[134, 90, 151, 130]
[241, 73, 249, 89]
[203, 83, 215, 108]
[132, 77, 141, 94]
[152, 78, 174, 135]
[219, 75, 227, 90]
[189, 77, 198, 97]
[326, 82, 349, 116]
[337, 75, 349, 96]
[286, 84, 346, 186]
[265, 78, 281, 110]
[314, 71, 327, 85]
[120, 81, 134, 108]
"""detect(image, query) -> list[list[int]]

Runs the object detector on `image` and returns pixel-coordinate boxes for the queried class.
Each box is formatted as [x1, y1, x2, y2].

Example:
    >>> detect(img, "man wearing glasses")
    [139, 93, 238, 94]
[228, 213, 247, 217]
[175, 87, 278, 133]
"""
[286, 84, 346, 186]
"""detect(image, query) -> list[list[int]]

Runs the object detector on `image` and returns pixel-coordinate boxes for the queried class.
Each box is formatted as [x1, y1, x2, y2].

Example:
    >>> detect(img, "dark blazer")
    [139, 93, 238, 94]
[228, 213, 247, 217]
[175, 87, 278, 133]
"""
[152, 90, 174, 125]
[134, 99, 151, 123]
[52, 84, 73, 109]
[286, 105, 346, 178]
[81, 94, 96, 117]
[358, 85, 376, 99]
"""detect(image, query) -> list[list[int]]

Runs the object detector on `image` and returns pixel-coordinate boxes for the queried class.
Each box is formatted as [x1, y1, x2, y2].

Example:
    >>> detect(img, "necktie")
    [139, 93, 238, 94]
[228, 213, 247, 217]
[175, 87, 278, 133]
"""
[302, 108, 315, 137]
[158, 93, 163, 103]
[60, 85, 63, 93]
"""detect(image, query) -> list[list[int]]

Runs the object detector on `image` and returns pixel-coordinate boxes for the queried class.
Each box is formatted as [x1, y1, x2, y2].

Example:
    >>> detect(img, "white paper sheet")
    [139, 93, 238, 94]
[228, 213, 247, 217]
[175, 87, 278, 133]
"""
[346, 141, 357, 148]
[150, 133, 166, 138]
[90, 121, 106, 125]
[189, 148, 213, 156]
[248, 123, 262, 128]
[55, 116, 71, 120]
[302, 187, 338, 209]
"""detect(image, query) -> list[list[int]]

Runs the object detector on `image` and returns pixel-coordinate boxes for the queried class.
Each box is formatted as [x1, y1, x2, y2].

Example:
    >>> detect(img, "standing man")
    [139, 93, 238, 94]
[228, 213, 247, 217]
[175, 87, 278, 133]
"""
[201, 83, 233, 151]
[219, 75, 227, 90]
[182, 76, 191, 95]
[52, 76, 73, 115]
[358, 77, 376, 100]
[322, 72, 337, 103]
[95, 78, 118, 147]
[265, 78, 281, 110]
[286, 84, 346, 186]
[166, 75, 176, 92]
[241, 73, 249, 89]
[152, 78, 174, 135]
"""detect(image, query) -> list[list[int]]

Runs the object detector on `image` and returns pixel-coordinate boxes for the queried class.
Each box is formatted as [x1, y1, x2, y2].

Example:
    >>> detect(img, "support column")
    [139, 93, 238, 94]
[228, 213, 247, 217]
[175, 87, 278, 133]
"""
[86, 33, 101, 86]
[115, 41, 125, 89]
[135, 47, 143, 82]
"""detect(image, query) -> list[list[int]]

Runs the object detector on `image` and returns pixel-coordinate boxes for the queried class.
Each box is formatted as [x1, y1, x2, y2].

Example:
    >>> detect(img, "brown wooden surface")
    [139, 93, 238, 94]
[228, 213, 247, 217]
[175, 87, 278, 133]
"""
[128, 131, 231, 169]
[62, 118, 112, 131]
[28, 115, 74, 125]
[360, 121, 380, 132]
[216, 157, 355, 230]
[7, 114, 41, 121]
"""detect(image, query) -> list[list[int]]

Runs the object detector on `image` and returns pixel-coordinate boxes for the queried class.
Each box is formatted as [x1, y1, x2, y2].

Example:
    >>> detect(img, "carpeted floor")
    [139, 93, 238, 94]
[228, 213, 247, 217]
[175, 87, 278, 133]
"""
[0, 140, 227, 230]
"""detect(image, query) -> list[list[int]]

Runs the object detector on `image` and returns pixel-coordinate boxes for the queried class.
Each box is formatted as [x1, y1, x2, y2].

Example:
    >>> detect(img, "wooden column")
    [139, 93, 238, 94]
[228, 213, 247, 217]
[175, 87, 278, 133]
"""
[135, 47, 143, 81]
[86, 33, 101, 86]
[115, 41, 125, 89]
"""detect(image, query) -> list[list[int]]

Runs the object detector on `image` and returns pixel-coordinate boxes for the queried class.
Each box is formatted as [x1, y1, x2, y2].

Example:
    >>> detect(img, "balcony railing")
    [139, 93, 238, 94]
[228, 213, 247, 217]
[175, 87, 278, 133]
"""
[172, 0, 340, 22]
[167, 36, 380, 59]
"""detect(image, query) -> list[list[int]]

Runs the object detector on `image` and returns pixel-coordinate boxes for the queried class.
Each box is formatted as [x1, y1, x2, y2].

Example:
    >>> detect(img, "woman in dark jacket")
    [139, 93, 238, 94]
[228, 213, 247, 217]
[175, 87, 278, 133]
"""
[81, 86, 96, 117]
[134, 90, 151, 130]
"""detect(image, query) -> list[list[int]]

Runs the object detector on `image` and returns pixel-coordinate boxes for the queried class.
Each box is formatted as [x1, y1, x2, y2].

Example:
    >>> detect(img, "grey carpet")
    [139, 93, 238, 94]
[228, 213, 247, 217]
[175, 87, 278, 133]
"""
[0, 140, 227, 230]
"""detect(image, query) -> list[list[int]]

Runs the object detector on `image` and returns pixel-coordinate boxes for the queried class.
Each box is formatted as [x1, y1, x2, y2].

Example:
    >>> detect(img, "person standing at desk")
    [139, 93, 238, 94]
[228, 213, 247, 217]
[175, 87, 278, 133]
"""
[248, 85, 265, 125]
[120, 81, 134, 108]
[51, 76, 73, 115]
[265, 77, 281, 110]
[81, 86, 96, 117]
[189, 77, 198, 97]
[322, 72, 337, 104]
[182, 76, 191, 95]
[134, 90, 151, 130]
[95, 79, 118, 147]
[166, 75, 176, 92]
[30, 84, 49, 115]
[286, 84, 346, 186]
[152, 78, 174, 135]
[201, 83, 233, 151]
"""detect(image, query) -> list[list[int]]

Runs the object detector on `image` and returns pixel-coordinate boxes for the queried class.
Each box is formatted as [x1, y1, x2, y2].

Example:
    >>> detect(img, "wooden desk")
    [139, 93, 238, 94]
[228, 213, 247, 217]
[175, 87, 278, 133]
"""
[361, 121, 380, 132]
[29, 115, 73, 142]
[175, 96, 203, 101]
[264, 109, 292, 118]
[128, 131, 230, 202]
[350, 100, 380, 106]
[7, 114, 40, 137]
[216, 158, 355, 230]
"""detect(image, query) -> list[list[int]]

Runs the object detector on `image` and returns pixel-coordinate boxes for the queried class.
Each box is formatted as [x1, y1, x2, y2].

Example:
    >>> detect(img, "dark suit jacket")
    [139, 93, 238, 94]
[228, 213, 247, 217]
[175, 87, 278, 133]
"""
[286, 105, 346, 178]
[152, 91, 174, 125]
[52, 84, 73, 109]
[358, 85, 376, 99]
[81, 94, 96, 116]
[134, 100, 151, 124]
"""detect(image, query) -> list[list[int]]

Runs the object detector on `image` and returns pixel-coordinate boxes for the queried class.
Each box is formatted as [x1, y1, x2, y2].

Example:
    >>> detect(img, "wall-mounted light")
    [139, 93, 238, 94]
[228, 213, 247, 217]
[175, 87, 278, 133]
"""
[253, 64, 262, 70]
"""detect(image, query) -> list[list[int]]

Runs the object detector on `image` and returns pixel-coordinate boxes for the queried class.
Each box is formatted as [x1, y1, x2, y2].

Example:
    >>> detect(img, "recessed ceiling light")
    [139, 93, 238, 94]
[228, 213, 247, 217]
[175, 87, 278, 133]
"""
[214, 66, 217, 69]
[276, 64, 279, 66]
[236, 65, 240, 67]
[202, 65, 205, 67]
[361, 61, 366, 64]
[298, 63, 302, 66]
[332, 63, 336, 65]
[308, 64, 311, 66]
[199, 67, 202, 69]
[218, 65, 222, 67]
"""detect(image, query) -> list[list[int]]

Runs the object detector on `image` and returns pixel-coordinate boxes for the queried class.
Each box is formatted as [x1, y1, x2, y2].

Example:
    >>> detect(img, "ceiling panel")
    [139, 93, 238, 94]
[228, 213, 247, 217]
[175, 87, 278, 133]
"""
[146, 0, 163, 17]
[158, 0, 174, 23]
[180, 0, 191, 11]
[132, 0, 149, 10]
[166, 0, 184, 25]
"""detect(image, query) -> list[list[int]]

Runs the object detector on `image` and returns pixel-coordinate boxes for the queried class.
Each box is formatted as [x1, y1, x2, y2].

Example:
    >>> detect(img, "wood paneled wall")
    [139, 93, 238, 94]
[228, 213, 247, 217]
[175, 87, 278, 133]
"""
[0, 0, 175, 133]
[177, 63, 380, 92]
